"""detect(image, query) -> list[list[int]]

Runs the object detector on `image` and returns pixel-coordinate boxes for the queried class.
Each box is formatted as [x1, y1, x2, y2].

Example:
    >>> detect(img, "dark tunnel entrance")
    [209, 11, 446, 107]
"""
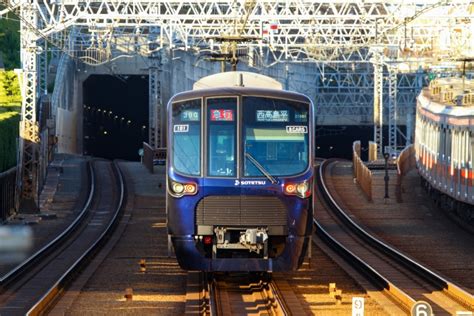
[83, 75, 148, 161]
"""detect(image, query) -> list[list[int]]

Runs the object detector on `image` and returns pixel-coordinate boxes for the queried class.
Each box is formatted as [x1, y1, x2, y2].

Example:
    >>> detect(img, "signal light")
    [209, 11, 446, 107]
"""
[184, 184, 196, 194]
[203, 236, 212, 245]
[284, 183, 297, 195]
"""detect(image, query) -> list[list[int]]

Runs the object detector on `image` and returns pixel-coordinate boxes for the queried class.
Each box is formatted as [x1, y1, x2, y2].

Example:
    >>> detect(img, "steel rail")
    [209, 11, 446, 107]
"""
[317, 159, 474, 311]
[267, 280, 289, 316]
[26, 161, 125, 315]
[207, 273, 288, 316]
[208, 274, 218, 316]
[0, 161, 95, 286]
[313, 220, 416, 311]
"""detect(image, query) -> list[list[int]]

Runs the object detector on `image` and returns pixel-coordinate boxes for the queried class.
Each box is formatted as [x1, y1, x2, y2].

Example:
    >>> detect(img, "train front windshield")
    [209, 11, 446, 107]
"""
[171, 96, 310, 177]
[243, 97, 309, 176]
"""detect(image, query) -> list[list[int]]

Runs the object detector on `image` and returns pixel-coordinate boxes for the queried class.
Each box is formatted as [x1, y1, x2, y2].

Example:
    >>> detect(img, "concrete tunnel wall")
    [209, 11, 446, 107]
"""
[52, 49, 413, 156]
[53, 55, 81, 155]
[52, 55, 149, 155]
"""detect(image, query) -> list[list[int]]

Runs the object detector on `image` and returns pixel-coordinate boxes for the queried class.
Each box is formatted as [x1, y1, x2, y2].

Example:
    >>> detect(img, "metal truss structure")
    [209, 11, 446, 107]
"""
[387, 65, 398, 155]
[17, 2, 40, 210]
[371, 50, 384, 155]
[1, 0, 473, 208]
[4, 1, 473, 64]
[315, 64, 426, 155]
[148, 51, 160, 149]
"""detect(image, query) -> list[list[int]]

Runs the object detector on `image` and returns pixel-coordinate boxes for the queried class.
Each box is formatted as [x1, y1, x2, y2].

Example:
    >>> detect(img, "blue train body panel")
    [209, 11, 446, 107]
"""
[166, 73, 315, 271]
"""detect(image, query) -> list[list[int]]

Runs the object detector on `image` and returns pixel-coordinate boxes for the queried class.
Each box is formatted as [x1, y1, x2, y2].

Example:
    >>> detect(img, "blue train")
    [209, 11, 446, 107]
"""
[166, 71, 314, 271]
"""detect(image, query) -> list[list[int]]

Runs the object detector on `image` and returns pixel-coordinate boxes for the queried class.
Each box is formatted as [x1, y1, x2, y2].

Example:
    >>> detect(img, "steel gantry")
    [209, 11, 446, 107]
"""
[1, 0, 473, 209]
[387, 64, 398, 156]
[148, 50, 161, 149]
[371, 49, 384, 157]
[17, 1, 40, 210]
[4, 1, 473, 65]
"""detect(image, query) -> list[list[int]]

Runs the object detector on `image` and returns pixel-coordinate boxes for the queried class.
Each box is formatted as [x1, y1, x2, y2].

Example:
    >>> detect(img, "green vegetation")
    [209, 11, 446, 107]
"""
[0, 70, 21, 172]
[0, 9, 21, 70]
[0, 71, 21, 104]
[0, 112, 19, 172]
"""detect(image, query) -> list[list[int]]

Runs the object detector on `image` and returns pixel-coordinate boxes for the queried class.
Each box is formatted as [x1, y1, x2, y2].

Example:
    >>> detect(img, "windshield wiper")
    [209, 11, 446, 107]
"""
[244, 152, 277, 184]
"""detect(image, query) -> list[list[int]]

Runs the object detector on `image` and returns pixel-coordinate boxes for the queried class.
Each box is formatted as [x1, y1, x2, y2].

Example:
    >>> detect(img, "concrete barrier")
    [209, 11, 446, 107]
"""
[396, 145, 416, 202]
[143, 142, 155, 174]
[353, 141, 372, 201]
[368, 141, 377, 161]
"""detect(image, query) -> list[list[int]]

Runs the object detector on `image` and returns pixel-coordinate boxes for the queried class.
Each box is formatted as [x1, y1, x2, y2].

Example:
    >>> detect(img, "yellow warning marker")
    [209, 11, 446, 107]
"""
[329, 283, 336, 297]
[124, 288, 133, 301]
[139, 259, 146, 272]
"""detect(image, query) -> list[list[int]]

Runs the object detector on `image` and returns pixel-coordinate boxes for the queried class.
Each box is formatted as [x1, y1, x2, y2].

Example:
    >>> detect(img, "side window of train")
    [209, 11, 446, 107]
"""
[171, 99, 201, 176]
[206, 97, 237, 177]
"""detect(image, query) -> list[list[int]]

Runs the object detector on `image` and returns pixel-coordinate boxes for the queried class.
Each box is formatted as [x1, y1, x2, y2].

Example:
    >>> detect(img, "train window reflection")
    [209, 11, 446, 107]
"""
[172, 99, 201, 176]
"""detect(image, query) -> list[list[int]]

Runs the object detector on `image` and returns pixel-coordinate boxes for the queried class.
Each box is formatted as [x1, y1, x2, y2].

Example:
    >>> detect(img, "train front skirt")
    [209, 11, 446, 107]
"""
[171, 234, 308, 271]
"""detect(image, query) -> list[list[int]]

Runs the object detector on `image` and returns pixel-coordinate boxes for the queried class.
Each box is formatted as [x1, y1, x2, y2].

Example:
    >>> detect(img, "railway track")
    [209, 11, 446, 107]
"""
[0, 161, 94, 288]
[315, 159, 474, 315]
[211, 273, 285, 315]
[185, 272, 303, 315]
[0, 160, 125, 315]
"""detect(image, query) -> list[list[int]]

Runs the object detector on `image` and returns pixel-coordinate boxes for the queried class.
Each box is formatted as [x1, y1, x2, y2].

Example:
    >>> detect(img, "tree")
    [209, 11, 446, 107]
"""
[0, 71, 20, 98]
[2, 71, 20, 97]
[0, 16, 20, 70]
[0, 72, 5, 98]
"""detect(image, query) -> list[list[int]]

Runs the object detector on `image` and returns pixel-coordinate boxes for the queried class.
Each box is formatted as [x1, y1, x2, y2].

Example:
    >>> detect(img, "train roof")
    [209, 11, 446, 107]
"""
[193, 71, 283, 90]
[418, 89, 474, 127]
[169, 76, 311, 105]
[417, 77, 474, 124]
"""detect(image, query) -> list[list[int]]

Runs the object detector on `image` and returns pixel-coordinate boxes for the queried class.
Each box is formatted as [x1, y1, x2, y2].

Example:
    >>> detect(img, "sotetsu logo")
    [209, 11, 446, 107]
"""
[234, 180, 266, 186]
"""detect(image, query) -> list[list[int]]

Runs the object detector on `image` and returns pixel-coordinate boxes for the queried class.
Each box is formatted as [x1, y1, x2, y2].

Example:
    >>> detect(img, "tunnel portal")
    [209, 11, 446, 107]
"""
[83, 75, 149, 161]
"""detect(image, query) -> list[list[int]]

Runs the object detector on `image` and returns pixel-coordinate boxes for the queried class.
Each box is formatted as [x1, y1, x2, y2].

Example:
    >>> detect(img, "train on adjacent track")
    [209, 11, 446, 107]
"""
[415, 77, 474, 222]
[166, 71, 314, 271]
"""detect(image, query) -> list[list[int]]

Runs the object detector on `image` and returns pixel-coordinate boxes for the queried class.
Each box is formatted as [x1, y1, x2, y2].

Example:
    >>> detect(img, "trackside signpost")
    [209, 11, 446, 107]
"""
[411, 301, 433, 316]
[352, 297, 364, 316]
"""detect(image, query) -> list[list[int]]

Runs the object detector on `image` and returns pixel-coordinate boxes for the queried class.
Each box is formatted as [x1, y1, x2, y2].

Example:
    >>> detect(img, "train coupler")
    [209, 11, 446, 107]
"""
[239, 228, 268, 254]
[213, 227, 269, 257]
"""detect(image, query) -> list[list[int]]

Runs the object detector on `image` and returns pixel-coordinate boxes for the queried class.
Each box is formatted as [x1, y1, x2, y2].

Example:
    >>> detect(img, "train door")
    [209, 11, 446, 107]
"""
[201, 97, 240, 259]
[204, 96, 239, 187]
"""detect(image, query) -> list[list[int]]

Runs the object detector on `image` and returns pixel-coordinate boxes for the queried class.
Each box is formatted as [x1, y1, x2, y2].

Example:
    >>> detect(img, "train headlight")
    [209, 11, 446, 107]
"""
[284, 181, 311, 198]
[296, 182, 311, 198]
[170, 181, 197, 196]
[172, 182, 185, 194]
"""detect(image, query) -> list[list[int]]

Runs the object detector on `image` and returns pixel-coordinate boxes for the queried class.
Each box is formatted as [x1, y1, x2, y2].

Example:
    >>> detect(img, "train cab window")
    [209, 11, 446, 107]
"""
[243, 97, 309, 177]
[206, 98, 237, 177]
[171, 99, 201, 176]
